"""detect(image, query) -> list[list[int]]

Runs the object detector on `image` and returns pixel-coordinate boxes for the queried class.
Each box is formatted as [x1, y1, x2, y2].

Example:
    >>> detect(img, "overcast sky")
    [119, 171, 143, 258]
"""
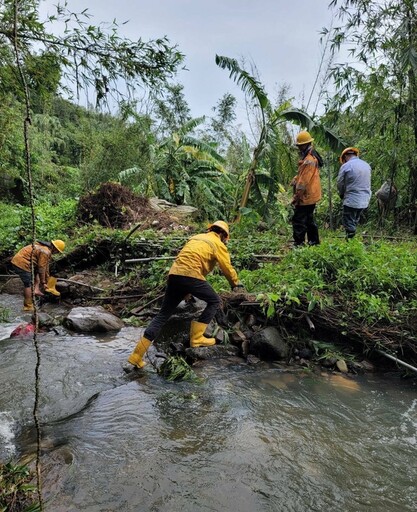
[40, 0, 337, 128]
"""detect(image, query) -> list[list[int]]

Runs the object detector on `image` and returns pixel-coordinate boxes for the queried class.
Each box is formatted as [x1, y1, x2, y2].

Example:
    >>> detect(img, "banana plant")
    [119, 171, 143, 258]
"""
[216, 55, 294, 221]
[280, 107, 346, 153]
[120, 116, 230, 218]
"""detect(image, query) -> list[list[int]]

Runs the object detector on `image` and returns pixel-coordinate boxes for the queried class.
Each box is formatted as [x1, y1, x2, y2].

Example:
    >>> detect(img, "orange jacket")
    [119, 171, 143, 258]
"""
[292, 149, 322, 205]
[169, 231, 239, 288]
[11, 243, 52, 283]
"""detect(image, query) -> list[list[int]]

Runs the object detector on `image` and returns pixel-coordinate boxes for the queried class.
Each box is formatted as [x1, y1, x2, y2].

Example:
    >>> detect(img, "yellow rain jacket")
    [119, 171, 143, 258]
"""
[11, 243, 52, 284]
[292, 149, 322, 206]
[169, 231, 239, 288]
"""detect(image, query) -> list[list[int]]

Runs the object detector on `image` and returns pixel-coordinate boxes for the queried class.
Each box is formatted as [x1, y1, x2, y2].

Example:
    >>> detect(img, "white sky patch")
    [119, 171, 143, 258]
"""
[39, 0, 337, 128]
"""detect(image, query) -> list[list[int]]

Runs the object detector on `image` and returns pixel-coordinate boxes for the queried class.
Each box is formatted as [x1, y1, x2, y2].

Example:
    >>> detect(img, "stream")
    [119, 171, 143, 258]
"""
[0, 293, 416, 512]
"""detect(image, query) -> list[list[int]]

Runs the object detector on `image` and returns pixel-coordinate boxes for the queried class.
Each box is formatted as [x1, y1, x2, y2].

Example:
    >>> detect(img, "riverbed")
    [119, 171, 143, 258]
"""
[0, 294, 416, 512]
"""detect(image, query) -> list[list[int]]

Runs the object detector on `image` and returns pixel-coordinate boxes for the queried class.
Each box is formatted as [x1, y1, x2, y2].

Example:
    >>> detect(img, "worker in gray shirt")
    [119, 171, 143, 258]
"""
[337, 147, 372, 238]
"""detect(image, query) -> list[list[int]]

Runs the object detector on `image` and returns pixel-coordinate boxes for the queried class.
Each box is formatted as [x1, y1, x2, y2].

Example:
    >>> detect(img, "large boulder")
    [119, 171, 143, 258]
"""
[249, 326, 290, 361]
[64, 306, 124, 332]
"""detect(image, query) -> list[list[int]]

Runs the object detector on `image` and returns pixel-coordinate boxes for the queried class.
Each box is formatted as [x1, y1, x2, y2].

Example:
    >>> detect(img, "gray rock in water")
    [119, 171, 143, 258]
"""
[64, 306, 124, 332]
[249, 326, 290, 361]
[35, 312, 56, 328]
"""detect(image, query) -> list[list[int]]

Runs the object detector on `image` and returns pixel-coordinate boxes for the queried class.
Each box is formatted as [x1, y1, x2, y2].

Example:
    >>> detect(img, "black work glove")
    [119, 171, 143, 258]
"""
[232, 283, 246, 293]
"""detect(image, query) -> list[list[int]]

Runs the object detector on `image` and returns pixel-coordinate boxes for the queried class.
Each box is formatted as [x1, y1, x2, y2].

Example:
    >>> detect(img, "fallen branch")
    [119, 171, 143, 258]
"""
[89, 294, 144, 302]
[131, 293, 165, 315]
[57, 278, 104, 292]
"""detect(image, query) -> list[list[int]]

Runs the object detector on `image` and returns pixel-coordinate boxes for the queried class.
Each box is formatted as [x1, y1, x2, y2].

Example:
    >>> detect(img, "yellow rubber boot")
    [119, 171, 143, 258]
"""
[190, 320, 216, 348]
[23, 298, 34, 312]
[128, 336, 152, 368]
[45, 276, 60, 297]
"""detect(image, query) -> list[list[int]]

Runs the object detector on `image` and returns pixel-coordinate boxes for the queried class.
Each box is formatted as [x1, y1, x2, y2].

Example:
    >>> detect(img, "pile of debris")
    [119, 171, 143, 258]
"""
[77, 182, 196, 232]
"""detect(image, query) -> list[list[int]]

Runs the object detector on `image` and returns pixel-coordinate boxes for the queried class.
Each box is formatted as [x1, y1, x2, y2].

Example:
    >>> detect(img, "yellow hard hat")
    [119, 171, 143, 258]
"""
[51, 239, 65, 253]
[295, 131, 314, 145]
[340, 147, 359, 163]
[208, 220, 230, 239]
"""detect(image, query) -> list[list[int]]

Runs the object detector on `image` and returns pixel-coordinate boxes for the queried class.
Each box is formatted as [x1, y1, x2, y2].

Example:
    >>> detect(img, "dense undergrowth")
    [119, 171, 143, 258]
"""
[1, 199, 416, 361]
[1, 198, 416, 329]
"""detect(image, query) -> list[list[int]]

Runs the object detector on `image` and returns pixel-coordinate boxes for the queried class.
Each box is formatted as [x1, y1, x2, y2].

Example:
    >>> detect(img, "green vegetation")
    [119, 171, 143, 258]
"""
[2, 2, 417, 510]
[0, 461, 40, 512]
[1, 0, 417, 235]
[0, 306, 9, 322]
[0, 200, 77, 254]
[0, 0, 415, 365]
[201, 235, 417, 332]
[158, 356, 201, 382]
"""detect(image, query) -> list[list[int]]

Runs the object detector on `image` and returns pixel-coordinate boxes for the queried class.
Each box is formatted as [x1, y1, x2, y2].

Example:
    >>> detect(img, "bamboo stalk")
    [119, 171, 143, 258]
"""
[376, 349, 417, 374]
[125, 256, 176, 263]
[56, 278, 104, 292]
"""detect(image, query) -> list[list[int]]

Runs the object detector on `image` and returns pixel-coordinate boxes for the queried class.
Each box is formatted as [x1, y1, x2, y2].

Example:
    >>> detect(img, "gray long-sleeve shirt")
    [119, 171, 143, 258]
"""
[337, 156, 372, 209]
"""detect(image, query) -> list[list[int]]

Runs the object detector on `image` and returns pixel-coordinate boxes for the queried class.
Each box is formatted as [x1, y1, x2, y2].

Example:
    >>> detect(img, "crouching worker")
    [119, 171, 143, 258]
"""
[128, 221, 243, 369]
[11, 239, 65, 311]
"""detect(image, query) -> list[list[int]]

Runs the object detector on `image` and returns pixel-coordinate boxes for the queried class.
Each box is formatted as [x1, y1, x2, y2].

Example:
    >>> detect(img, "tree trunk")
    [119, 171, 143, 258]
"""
[407, 4, 417, 204]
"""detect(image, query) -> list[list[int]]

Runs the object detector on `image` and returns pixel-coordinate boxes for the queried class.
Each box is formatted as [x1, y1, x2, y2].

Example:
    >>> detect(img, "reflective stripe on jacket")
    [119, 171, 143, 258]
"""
[293, 150, 322, 205]
[169, 231, 239, 288]
[11, 243, 52, 281]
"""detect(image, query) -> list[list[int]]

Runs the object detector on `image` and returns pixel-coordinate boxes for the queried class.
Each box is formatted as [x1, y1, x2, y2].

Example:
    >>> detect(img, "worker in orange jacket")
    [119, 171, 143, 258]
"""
[290, 131, 322, 246]
[11, 240, 65, 311]
[127, 221, 243, 369]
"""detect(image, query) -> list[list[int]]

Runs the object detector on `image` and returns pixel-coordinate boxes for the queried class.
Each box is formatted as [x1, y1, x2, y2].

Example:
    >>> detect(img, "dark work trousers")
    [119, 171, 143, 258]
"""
[292, 204, 320, 246]
[343, 205, 363, 238]
[144, 274, 221, 341]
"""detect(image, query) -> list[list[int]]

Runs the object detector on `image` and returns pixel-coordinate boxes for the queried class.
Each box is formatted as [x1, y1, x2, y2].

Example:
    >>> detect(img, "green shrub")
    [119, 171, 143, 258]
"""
[0, 200, 78, 255]
[0, 461, 40, 511]
[227, 236, 417, 324]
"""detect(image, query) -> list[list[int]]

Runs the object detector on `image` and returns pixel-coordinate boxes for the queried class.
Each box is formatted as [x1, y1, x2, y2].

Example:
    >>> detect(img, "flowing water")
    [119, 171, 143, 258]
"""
[0, 293, 416, 512]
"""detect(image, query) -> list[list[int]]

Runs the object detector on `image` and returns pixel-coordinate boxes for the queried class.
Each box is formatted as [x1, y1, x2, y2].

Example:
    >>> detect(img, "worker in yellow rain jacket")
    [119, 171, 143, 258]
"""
[290, 131, 322, 247]
[128, 221, 243, 369]
[11, 240, 65, 311]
